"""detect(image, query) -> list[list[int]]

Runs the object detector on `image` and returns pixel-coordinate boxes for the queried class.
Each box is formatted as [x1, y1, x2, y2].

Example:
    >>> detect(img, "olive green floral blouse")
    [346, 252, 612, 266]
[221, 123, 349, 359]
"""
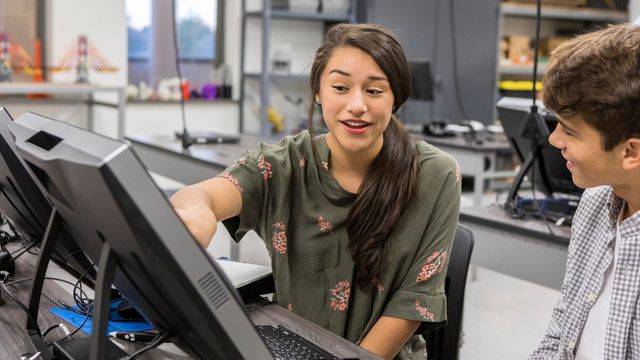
[218, 131, 461, 359]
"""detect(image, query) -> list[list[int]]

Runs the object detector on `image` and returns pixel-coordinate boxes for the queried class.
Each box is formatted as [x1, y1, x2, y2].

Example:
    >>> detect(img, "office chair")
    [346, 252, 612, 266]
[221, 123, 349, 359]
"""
[418, 223, 475, 360]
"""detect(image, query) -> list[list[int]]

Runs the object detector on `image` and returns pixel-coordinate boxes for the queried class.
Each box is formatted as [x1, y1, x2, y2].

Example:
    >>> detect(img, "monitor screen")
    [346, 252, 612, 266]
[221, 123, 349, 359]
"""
[496, 97, 583, 198]
[9, 112, 274, 359]
[0, 107, 93, 279]
[409, 61, 434, 102]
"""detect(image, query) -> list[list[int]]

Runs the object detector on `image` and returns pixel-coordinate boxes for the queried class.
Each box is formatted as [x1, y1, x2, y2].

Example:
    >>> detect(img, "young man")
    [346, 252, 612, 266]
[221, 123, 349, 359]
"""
[529, 24, 640, 359]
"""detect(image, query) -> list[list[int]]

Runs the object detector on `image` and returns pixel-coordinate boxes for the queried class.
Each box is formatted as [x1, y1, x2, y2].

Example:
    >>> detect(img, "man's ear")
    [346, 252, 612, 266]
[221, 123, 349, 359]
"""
[622, 138, 640, 170]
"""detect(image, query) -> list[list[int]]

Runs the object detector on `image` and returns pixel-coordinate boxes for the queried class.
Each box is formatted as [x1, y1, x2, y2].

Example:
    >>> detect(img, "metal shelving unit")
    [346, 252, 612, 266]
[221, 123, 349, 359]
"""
[497, 2, 628, 78]
[500, 2, 628, 22]
[239, 0, 357, 135]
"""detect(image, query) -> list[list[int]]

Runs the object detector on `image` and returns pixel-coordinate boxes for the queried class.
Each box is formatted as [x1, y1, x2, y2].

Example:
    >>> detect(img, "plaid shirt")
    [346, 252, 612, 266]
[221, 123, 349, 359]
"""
[530, 186, 640, 359]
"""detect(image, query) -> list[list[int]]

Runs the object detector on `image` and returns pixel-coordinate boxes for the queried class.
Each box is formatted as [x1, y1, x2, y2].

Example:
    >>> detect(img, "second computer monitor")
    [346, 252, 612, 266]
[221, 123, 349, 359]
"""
[0, 107, 93, 278]
[497, 97, 583, 198]
[10, 112, 275, 359]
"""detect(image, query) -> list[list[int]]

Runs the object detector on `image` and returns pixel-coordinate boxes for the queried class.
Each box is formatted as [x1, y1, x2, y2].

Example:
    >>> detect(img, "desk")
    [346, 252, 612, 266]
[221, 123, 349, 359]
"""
[423, 134, 515, 205]
[460, 205, 571, 290]
[126, 134, 268, 185]
[128, 133, 517, 198]
[0, 243, 379, 359]
[0, 82, 126, 139]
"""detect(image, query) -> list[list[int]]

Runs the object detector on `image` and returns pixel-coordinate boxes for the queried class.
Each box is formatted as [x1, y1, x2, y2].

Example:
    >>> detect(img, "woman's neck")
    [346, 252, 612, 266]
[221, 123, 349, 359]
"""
[325, 134, 383, 193]
[325, 134, 381, 173]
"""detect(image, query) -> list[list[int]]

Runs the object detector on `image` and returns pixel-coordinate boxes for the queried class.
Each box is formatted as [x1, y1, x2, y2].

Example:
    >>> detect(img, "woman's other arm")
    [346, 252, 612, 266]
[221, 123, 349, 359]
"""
[360, 316, 421, 360]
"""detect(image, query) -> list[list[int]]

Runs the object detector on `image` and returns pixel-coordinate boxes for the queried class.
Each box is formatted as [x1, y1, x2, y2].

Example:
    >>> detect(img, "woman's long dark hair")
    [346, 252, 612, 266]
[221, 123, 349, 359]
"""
[307, 24, 418, 286]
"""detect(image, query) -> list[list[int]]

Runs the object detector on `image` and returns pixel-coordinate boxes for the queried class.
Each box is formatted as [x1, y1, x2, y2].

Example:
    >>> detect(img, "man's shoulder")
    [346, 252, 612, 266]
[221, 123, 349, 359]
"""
[577, 186, 614, 211]
[571, 186, 614, 234]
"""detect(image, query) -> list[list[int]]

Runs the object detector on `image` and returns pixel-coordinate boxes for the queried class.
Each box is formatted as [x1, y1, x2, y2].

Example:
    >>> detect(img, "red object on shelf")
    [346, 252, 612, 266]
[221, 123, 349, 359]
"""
[27, 38, 48, 99]
[181, 80, 190, 100]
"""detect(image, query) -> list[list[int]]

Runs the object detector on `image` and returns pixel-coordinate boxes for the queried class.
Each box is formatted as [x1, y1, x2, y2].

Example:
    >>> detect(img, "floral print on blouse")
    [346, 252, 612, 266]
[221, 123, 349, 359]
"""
[217, 131, 460, 359]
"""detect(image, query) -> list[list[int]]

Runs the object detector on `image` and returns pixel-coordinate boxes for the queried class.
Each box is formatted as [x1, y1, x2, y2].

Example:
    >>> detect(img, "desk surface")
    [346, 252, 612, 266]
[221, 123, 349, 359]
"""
[422, 133, 512, 152]
[0, 243, 379, 359]
[129, 132, 513, 165]
[460, 204, 570, 289]
[127, 133, 269, 168]
[461, 204, 570, 245]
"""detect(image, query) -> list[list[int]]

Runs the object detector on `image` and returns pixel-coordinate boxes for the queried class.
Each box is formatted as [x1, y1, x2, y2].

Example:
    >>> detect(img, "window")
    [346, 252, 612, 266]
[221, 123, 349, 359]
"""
[126, 0, 151, 60]
[126, 0, 224, 88]
[176, 0, 216, 60]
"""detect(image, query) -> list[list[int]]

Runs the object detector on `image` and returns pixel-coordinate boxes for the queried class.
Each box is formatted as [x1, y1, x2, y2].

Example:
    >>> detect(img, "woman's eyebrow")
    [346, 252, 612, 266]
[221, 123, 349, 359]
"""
[328, 69, 387, 82]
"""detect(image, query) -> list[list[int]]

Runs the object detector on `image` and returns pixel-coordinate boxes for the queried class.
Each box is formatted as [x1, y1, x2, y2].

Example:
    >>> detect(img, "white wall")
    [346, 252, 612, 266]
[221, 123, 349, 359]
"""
[125, 101, 239, 136]
[11, 0, 322, 138]
[46, 0, 127, 86]
[8, 0, 130, 136]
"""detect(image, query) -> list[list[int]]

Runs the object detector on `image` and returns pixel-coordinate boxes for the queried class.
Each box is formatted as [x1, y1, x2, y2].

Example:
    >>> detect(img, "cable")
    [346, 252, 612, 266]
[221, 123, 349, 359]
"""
[170, 0, 192, 150]
[529, 0, 558, 238]
[126, 331, 171, 360]
[9, 239, 38, 259]
[528, 152, 558, 241]
[48, 311, 90, 345]
[448, 0, 470, 120]
[430, 0, 440, 120]
[2, 275, 94, 343]
[0, 280, 40, 333]
[531, 0, 542, 110]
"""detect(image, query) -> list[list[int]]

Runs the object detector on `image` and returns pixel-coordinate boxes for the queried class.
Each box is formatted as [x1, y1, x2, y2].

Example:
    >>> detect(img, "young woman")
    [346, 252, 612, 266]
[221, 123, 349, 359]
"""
[171, 23, 461, 360]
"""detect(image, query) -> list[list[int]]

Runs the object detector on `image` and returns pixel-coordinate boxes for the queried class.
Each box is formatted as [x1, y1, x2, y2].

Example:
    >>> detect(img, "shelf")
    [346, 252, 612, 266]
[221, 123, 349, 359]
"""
[244, 72, 309, 81]
[245, 10, 351, 22]
[127, 99, 239, 105]
[498, 63, 548, 75]
[500, 2, 628, 22]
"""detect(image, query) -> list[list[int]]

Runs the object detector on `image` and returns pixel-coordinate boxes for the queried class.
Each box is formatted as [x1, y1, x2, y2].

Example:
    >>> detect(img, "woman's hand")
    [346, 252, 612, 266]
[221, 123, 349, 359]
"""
[170, 177, 243, 248]
[174, 205, 218, 248]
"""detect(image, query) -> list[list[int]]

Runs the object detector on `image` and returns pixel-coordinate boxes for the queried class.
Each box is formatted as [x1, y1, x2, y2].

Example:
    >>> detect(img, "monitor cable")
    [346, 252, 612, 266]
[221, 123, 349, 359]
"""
[171, 0, 194, 150]
[503, 0, 560, 240]
[126, 330, 171, 360]
[448, 0, 470, 121]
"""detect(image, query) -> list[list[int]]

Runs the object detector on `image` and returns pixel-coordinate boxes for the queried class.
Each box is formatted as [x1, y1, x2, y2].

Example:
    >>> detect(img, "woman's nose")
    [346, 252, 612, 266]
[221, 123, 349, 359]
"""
[346, 92, 367, 115]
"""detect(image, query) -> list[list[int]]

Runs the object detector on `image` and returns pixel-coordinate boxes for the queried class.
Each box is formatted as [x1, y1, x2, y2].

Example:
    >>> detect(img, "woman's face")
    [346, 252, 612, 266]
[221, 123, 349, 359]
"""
[317, 46, 394, 157]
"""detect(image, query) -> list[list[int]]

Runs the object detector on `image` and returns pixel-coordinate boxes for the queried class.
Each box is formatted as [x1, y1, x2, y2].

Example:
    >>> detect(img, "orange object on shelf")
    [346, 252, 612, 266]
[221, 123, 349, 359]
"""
[27, 39, 48, 99]
[181, 80, 190, 100]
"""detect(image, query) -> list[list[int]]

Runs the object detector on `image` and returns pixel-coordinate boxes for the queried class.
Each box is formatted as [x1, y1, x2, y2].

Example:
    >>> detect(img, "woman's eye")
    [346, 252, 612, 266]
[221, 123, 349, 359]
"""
[332, 85, 347, 92]
[367, 88, 383, 95]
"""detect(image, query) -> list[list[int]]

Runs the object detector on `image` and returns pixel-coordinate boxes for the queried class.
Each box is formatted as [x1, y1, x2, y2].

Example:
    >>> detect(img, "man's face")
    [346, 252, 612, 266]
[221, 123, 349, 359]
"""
[548, 113, 625, 189]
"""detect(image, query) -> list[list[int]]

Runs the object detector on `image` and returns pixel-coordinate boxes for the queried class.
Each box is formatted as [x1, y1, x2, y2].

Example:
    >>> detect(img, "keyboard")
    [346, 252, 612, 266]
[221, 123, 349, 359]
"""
[255, 325, 340, 360]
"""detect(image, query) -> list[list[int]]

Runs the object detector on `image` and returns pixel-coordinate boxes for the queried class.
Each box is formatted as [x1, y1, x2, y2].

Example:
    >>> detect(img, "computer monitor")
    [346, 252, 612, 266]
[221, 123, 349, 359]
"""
[0, 107, 93, 279]
[409, 61, 434, 102]
[9, 112, 275, 359]
[496, 97, 583, 199]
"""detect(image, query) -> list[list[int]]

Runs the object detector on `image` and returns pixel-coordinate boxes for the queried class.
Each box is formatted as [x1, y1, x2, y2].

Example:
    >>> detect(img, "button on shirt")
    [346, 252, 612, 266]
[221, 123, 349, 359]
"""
[529, 186, 640, 359]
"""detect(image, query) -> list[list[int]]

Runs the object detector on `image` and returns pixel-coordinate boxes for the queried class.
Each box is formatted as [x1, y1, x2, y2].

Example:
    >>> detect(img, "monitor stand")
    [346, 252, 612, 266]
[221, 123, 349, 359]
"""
[24, 209, 127, 360]
[504, 111, 550, 214]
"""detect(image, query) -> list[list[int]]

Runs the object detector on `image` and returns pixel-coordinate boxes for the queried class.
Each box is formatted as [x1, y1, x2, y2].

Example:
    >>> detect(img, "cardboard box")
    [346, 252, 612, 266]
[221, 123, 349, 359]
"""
[542, 36, 572, 57]
[508, 35, 532, 63]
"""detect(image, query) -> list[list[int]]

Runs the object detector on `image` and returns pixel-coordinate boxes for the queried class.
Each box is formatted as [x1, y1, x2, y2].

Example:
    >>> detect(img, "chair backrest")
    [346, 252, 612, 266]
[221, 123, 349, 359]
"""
[421, 223, 475, 360]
